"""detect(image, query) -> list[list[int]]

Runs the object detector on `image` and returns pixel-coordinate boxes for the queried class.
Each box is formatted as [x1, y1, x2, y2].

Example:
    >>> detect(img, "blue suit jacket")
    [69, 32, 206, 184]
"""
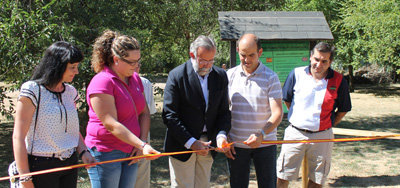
[162, 60, 231, 162]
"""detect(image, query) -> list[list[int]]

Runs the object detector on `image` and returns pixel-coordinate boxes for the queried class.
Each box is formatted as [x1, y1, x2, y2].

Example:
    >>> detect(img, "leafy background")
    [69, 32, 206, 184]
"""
[1, 0, 400, 119]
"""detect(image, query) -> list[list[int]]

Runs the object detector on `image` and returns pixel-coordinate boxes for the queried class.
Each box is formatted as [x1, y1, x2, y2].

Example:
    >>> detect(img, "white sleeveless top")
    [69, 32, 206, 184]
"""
[19, 81, 80, 159]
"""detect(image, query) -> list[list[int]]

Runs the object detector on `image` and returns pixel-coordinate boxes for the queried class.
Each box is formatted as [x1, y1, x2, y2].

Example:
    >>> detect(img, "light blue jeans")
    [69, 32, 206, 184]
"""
[87, 147, 138, 188]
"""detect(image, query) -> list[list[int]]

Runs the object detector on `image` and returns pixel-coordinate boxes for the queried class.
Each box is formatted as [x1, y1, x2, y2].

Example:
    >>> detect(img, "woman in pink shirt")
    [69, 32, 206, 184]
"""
[85, 30, 160, 188]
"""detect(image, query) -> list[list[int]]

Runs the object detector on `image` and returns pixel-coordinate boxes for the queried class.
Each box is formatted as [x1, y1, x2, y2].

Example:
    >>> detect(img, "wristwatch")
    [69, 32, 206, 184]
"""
[260, 129, 268, 139]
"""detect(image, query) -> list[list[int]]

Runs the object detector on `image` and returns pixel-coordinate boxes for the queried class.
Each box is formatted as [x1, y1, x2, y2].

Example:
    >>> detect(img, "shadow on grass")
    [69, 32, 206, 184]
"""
[333, 136, 400, 159]
[0, 122, 15, 187]
[337, 114, 400, 152]
[354, 84, 400, 97]
[149, 113, 170, 187]
[329, 175, 400, 187]
[340, 114, 400, 131]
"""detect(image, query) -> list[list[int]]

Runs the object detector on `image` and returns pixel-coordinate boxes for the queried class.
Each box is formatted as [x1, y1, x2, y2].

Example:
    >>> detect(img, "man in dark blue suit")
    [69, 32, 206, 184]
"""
[162, 35, 231, 188]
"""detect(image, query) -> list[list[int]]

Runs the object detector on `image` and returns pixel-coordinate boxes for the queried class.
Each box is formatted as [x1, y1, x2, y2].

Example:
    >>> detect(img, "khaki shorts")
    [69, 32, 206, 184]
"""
[277, 125, 333, 185]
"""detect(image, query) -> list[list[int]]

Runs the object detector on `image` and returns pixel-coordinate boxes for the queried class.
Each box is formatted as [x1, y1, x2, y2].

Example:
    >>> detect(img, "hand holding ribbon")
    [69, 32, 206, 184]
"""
[190, 140, 211, 156]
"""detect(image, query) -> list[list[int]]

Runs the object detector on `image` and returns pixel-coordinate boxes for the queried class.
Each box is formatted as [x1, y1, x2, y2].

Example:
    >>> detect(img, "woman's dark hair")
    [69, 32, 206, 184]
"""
[31, 41, 83, 88]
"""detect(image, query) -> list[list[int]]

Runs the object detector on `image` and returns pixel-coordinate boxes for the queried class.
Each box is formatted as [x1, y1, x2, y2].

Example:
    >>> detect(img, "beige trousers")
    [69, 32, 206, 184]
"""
[169, 136, 213, 188]
[134, 133, 151, 188]
[134, 159, 150, 188]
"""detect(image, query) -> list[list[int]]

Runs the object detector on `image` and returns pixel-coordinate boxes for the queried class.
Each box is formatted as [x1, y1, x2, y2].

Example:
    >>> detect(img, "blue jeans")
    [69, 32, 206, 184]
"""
[87, 147, 138, 188]
[228, 145, 277, 188]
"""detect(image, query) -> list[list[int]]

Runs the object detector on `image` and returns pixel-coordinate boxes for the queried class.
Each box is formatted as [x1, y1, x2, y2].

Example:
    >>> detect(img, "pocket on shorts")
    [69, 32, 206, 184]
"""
[277, 153, 285, 173]
[313, 155, 331, 179]
[323, 157, 331, 177]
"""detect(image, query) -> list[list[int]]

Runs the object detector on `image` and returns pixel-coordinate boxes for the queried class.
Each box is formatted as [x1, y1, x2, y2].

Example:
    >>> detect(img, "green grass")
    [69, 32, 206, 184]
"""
[0, 122, 14, 188]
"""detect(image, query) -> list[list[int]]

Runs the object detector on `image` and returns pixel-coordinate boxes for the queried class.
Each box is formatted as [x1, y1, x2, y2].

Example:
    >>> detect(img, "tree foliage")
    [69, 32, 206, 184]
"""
[337, 0, 400, 69]
[283, 0, 341, 23]
[284, 0, 400, 86]
[0, 0, 65, 119]
[1, 0, 399, 118]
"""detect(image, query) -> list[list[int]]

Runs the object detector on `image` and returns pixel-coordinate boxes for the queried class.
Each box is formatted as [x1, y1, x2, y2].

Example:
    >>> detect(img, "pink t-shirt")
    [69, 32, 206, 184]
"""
[85, 66, 145, 153]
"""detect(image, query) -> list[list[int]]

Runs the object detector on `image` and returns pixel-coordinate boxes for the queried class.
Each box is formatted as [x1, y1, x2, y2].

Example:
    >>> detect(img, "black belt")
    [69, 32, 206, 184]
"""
[291, 125, 330, 133]
[28, 151, 77, 161]
[201, 132, 207, 135]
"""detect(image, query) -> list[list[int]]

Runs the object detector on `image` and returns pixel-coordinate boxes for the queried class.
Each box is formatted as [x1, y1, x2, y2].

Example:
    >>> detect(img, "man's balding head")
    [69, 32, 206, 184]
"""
[237, 33, 261, 51]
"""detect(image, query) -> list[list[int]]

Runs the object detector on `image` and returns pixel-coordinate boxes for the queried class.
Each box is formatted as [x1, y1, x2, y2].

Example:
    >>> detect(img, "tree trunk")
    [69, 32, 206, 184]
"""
[392, 65, 399, 84]
[348, 65, 355, 92]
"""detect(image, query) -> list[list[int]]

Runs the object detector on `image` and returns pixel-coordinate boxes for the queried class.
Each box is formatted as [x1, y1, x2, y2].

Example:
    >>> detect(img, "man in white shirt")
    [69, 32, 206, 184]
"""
[134, 63, 156, 188]
[277, 42, 351, 188]
[225, 33, 283, 188]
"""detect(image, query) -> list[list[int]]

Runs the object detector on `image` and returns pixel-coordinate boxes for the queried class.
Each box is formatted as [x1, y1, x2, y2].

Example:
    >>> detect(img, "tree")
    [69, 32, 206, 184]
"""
[0, 0, 133, 120]
[0, 0, 226, 119]
[0, 0, 65, 118]
[0, 0, 331, 119]
[333, 0, 400, 86]
[283, 0, 341, 23]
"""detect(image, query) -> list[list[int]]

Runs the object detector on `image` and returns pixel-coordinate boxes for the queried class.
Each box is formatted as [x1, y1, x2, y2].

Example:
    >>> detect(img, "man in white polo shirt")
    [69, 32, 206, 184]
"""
[277, 42, 352, 188]
[134, 63, 157, 188]
[225, 33, 283, 188]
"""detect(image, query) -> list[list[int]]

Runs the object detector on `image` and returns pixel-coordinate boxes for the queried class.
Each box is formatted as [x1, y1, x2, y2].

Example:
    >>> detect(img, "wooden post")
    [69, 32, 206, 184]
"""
[230, 41, 236, 68]
[302, 154, 308, 188]
[332, 128, 400, 139]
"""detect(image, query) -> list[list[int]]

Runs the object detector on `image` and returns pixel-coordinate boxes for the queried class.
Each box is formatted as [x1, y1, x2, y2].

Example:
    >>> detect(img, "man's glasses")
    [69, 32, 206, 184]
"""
[120, 57, 141, 66]
[197, 58, 214, 65]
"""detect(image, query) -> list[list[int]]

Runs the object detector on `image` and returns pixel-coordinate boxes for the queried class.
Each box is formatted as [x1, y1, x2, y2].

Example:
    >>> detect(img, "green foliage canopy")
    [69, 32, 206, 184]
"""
[333, 0, 400, 72]
[1, 0, 399, 119]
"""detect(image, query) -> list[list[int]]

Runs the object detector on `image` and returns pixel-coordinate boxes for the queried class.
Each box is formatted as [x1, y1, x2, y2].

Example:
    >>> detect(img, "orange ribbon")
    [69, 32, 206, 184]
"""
[0, 150, 209, 182]
[2, 134, 400, 182]
[260, 134, 400, 145]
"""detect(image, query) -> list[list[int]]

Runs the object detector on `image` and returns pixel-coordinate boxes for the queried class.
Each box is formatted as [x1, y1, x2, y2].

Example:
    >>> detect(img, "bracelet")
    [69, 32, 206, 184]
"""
[140, 142, 148, 150]
[19, 175, 32, 183]
[79, 149, 89, 158]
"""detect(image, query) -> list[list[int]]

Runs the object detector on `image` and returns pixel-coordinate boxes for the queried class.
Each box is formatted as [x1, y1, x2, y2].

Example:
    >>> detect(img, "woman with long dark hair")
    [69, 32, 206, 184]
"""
[12, 41, 95, 188]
